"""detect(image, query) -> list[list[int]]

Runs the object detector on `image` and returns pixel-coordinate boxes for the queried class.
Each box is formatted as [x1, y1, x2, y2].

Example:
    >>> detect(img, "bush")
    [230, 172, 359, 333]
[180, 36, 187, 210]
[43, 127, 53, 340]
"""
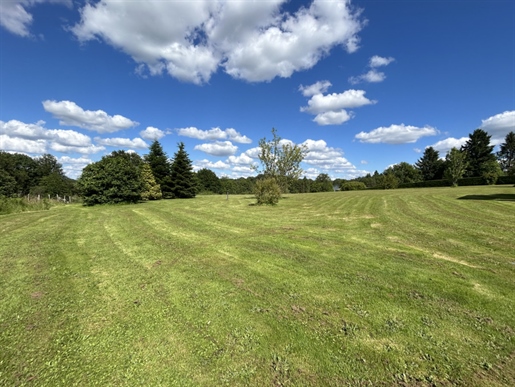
[254, 177, 281, 205]
[341, 181, 367, 191]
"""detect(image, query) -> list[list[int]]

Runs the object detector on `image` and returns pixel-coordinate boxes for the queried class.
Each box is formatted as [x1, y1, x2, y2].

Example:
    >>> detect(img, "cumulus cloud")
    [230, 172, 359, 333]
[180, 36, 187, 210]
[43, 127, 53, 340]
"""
[300, 85, 374, 125]
[94, 137, 148, 149]
[140, 126, 165, 141]
[0, 119, 104, 155]
[481, 110, 515, 143]
[193, 159, 230, 171]
[302, 139, 356, 172]
[194, 141, 237, 156]
[429, 137, 468, 154]
[299, 80, 332, 97]
[355, 124, 438, 144]
[349, 55, 394, 84]
[0, 0, 71, 37]
[71, 0, 363, 83]
[177, 126, 251, 144]
[43, 100, 138, 133]
[369, 55, 395, 68]
[58, 156, 93, 179]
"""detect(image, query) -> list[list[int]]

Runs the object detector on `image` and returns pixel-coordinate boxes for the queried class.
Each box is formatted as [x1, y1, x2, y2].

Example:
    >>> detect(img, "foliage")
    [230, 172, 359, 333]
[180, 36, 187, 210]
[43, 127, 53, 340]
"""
[145, 140, 173, 198]
[254, 177, 282, 205]
[497, 131, 515, 173]
[311, 173, 334, 192]
[140, 163, 162, 200]
[170, 142, 196, 199]
[254, 128, 307, 193]
[0, 196, 53, 215]
[0, 151, 38, 195]
[461, 129, 496, 177]
[415, 147, 445, 180]
[444, 147, 468, 186]
[196, 168, 222, 194]
[480, 159, 502, 185]
[378, 172, 399, 189]
[384, 162, 422, 185]
[77, 151, 143, 206]
[341, 181, 367, 191]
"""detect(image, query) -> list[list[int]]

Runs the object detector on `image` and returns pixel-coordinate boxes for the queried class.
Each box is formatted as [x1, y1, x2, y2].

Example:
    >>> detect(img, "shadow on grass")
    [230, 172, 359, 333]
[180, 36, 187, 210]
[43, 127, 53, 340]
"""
[458, 194, 515, 201]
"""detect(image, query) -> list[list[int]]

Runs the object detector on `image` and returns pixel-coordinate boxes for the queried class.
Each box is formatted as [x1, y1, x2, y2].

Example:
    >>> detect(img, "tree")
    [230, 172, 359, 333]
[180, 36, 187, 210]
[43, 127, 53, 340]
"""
[385, 162, 422, 185]
[378, 172, 399, 189]
[170, 142, 196, 199]
[78, 151, 143, 206]
[0, 151, 38, 195]
[254, 128, 308, 193]
[140, 163, 162, 200]
[497, 131, 515, 174]
[196, 168, 222, 194]
[461, 129, 496, 177]
[254, 177, 281, 205]
[480, 159, 502, 185]
[145, 140, 173, 198]
[444, 147, 468, 187]
[312, 173, 334, 192]
[415, 147, 445, 180]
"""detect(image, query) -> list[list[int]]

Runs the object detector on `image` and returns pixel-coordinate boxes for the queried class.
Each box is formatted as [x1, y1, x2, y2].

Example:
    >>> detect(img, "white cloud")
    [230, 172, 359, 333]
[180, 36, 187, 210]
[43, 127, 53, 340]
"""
[360, 160, 368, 164]
[299, 80, 332, 97]
[369, 55, 395, 68]
[50, 143, 105, 154]
[0, 134, 47, 153]
[0, 0, 71, 37]
[177, 126, 251, 144]
[140, 126, 165, 141]
[194, 141, 237, 156]
[481, 110, 515, 142]
[313, 110, 352, 125]
[302, 139, 355, 172]
[349, 55, 394, 84]
[58, 156, 93, 179]
[0, 119, 103, 155]
[43, 100, 138, 133]
[227, 152, 254, 166]
[71, 0, 363, 83]
[349, 69, 386, 85]
[355, 124, 438, 144]
[193, 159, 230, 171]
[301, 89, 375, 115]
[94, 137, 148, 149]
[429, 137, 468, 154]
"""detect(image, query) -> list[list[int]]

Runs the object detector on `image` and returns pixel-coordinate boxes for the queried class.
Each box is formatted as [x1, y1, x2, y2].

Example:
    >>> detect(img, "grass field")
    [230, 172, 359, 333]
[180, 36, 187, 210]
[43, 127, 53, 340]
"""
[1, 185, 514, 386]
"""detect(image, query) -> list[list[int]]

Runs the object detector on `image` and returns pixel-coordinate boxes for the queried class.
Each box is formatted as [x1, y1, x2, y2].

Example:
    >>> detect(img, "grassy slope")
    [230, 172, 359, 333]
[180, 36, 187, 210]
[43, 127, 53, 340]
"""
[0, 186, 514, 386]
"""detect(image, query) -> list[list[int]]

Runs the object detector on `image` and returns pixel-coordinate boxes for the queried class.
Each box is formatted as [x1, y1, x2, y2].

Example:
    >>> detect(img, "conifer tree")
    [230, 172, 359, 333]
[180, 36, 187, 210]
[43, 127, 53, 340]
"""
[140, 163, 162, 200]
[415, 147, 445, 180]
[461, 129, 496, 177]
[497, 131, 515, 174]
[145, 140, 173, 198]
[170, 142, 196, 199]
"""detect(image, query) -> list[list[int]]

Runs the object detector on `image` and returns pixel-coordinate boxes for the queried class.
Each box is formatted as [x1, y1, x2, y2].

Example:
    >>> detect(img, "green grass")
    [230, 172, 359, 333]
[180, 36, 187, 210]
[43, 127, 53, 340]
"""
[1, 185, 514, 386]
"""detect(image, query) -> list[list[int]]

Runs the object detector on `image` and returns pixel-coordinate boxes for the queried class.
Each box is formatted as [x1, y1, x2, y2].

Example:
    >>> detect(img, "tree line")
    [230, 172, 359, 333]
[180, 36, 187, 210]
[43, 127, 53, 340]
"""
[0, 152, 74, 197]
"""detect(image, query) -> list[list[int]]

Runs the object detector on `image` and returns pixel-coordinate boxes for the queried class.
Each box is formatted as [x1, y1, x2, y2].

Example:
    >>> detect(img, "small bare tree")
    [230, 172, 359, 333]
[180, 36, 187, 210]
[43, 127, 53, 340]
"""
[252, 128, 308, 194]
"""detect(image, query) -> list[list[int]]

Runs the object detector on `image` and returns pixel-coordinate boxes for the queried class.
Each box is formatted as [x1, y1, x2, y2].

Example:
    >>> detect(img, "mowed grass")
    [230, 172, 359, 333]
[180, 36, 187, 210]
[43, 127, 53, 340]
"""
[1, 186, 514, 386]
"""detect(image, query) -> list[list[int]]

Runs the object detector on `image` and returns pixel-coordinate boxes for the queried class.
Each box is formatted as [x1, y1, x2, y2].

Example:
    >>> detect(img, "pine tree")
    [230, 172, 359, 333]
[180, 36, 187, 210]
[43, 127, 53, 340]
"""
[140, 163, 162, 200]
[415, 147, 445, 180]
[497, 131, 515, 174]
[461, 129, 496, 177]
[145, 140, 173, 198]
[170, 142, 196, 199]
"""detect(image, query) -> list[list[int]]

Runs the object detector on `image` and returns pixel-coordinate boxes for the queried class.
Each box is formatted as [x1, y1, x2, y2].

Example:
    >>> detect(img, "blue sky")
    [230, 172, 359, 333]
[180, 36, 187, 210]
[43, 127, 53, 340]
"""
[1, 0, 514, 179]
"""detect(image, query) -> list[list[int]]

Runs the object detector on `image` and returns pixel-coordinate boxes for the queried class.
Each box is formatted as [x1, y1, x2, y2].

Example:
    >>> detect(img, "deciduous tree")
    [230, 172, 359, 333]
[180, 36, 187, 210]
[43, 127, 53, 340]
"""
[444, 147, 468, 187]
[254, 128, 307, 194]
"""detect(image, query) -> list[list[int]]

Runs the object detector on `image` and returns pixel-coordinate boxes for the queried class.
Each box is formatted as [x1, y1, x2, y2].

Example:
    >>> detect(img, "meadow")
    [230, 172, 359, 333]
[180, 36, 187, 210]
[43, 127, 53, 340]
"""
[1, 186, 514, 386]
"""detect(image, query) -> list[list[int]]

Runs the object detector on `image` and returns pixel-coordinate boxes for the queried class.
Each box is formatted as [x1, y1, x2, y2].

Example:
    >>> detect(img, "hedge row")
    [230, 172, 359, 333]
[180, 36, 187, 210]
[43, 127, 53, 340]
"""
[397, 175, 515, 189]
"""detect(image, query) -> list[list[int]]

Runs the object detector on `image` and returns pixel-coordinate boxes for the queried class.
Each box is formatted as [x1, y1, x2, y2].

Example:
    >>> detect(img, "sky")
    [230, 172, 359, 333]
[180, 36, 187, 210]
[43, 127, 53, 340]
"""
[1, 0, 514, 180]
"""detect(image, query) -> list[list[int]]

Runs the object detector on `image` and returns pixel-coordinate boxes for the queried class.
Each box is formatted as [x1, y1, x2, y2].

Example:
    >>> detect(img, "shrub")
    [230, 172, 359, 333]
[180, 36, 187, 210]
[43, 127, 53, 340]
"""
[254, 177, 281, 205]
[341, 181, 367, 191]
